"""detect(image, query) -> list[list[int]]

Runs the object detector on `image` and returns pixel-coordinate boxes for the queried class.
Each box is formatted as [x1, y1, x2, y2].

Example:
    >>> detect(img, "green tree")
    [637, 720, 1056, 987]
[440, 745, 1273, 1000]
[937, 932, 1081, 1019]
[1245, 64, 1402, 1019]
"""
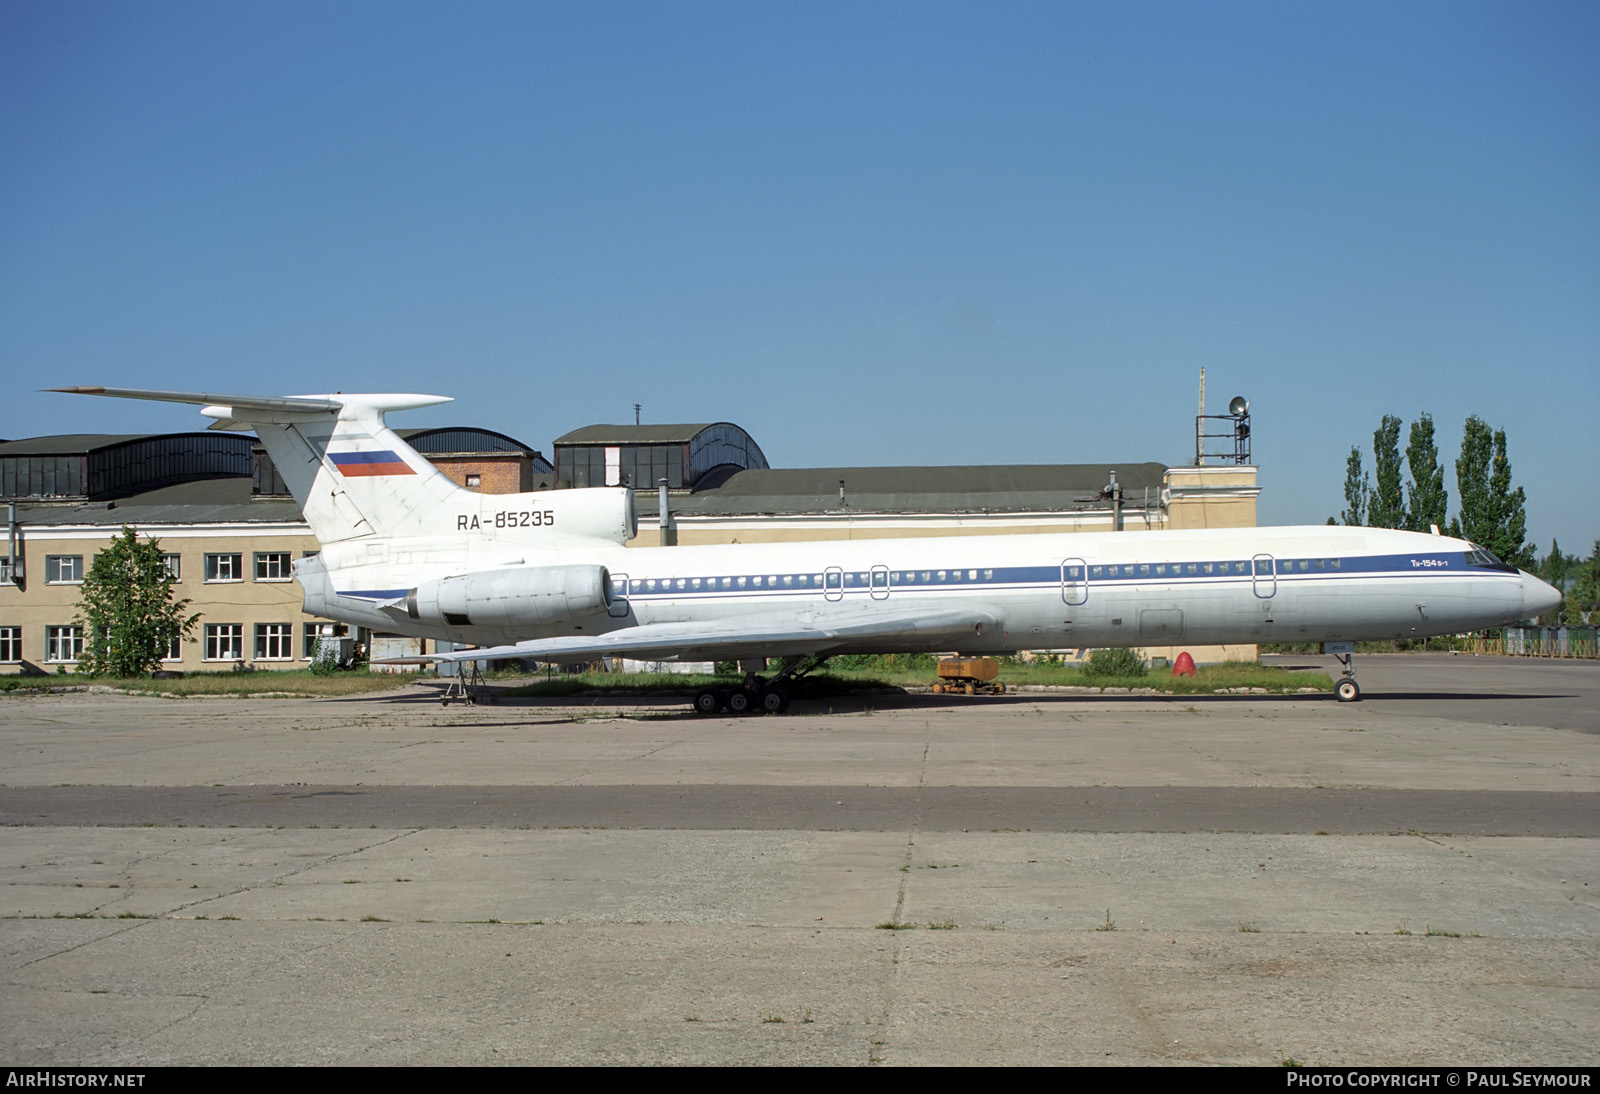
[1340, 445, 1368, 526]
[1404, 413, 1448, 533]
[1567, 541, 1600, 625]
[75, 527, 199, 677]
[1367, 415, 1405, 529]
[1535, 540, 1570, 625]
[1449, 416, 1531, 568]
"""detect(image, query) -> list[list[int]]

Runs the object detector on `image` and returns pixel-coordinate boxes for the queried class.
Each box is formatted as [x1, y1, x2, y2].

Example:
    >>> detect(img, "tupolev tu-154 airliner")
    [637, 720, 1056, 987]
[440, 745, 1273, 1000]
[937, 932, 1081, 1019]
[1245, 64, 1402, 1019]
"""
[54, 387, 1561, 713]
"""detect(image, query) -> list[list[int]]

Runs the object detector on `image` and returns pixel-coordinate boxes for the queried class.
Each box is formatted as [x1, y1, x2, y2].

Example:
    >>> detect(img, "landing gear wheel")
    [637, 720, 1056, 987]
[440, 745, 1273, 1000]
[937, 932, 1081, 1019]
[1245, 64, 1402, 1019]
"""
[758, 683, 790, 714]
[693, 689, 723, 716]
[726, 687, 757, 716]
[1336, 678, 1361, 703]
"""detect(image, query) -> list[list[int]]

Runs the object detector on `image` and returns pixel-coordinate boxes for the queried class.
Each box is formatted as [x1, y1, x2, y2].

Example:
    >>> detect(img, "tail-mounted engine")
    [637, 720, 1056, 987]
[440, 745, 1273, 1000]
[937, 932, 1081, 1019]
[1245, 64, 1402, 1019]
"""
[402, 564, 611, 629]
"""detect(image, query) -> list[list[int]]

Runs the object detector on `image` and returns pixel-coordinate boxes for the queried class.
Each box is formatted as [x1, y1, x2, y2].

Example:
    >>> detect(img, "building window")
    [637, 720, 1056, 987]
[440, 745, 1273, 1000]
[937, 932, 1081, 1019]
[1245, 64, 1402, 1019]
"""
[255, 623, 294, 660]
[204, 624, 243, 661]
[0, 626, 21, 662]
[205, 554, 243, 582]
[465, 474, 481, 488]
[45, 625, 83, 663]
[45, 555, 84, 584]
[163, 634, 183, 662]
[254, 552, 292, 582]
[0, 556, 12, 583]
[162, 553, 182, 581]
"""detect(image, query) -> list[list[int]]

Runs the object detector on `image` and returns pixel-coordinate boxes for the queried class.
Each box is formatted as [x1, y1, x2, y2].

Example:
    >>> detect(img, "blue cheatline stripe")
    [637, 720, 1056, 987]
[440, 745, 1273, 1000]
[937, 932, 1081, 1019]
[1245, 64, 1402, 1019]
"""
[604, 553, 1515, 601]
[335, 551, 1519, 603]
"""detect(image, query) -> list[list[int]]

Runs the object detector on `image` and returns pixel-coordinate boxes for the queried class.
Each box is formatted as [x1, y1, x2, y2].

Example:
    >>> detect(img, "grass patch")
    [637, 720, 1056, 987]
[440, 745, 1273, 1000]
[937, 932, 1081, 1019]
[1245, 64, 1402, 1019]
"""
[5, 657, 1328, 701]
[505, 672, 733, 698]
[503, 669, 906, 699]
[828, 656, 1331, 695]
[997, 659, 1332, 694]
[0, 669, 414, 697]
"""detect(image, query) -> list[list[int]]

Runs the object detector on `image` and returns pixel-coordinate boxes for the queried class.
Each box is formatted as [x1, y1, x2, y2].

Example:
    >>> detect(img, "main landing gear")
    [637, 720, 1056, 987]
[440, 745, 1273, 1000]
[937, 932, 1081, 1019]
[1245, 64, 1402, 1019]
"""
[692, 655, 822, 716]
[1324, 641, 1361, 702]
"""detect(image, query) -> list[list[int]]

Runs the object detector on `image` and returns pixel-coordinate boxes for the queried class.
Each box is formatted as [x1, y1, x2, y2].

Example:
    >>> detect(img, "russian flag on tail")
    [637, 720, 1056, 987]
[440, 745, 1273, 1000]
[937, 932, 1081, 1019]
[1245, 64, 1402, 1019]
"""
[329, 450, 415, 477]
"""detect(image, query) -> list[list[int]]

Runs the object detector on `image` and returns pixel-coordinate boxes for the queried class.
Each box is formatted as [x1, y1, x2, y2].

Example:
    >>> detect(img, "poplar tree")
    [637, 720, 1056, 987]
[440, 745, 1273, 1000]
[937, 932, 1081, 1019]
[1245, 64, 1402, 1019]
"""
[1340, 446, 1368, 526]
[75, 527, 199, 677]
[1450, 416, 1531, 568]
[1367, 415, 1405, 529]
[1404, 413, 1448, 533]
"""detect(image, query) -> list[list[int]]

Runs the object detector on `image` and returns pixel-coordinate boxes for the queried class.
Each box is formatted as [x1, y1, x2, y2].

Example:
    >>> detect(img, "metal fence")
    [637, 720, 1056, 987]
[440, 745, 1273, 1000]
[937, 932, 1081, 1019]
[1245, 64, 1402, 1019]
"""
[1463, 627, 1599, 659]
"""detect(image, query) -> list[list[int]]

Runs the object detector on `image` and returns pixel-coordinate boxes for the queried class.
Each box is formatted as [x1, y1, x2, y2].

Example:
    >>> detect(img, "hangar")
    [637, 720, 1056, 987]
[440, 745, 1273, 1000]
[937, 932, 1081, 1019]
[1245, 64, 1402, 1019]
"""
[0, 428, 552, 674]
[1, 417, 1258, 674]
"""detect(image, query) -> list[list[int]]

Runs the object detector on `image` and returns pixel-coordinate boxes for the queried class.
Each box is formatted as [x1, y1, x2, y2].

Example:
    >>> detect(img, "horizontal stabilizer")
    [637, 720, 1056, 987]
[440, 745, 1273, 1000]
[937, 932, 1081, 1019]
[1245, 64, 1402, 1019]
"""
[50, 386, 343, 415]
[52, 384, 462, 545]
[49, 387, 452, 419]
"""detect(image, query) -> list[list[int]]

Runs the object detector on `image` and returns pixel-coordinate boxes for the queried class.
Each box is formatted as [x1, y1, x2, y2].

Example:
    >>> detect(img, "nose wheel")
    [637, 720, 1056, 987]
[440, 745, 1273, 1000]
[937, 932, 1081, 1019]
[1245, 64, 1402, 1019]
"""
[1325, 642, 1361, 702]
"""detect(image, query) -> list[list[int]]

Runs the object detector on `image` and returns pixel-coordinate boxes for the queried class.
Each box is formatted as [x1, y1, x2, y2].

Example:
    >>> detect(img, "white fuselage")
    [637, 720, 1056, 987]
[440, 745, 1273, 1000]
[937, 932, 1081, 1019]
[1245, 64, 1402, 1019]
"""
[51, 386, 1558, 662]
[299, 524, 1547, 656]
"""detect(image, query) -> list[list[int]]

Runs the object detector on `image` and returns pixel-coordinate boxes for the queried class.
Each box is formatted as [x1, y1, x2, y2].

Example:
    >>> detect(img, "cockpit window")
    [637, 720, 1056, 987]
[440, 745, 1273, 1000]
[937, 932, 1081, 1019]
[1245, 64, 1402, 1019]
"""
[1464, 545, 1514, 570]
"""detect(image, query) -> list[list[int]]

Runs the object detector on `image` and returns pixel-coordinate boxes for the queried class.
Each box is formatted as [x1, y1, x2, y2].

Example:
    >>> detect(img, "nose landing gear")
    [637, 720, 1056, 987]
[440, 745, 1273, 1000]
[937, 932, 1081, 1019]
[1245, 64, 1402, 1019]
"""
[1324, 641, 1361, 702]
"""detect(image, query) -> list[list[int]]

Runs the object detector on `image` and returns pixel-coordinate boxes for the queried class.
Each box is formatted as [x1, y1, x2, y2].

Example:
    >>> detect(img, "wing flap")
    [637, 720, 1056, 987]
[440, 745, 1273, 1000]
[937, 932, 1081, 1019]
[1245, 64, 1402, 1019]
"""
[376, 609, 999, 666]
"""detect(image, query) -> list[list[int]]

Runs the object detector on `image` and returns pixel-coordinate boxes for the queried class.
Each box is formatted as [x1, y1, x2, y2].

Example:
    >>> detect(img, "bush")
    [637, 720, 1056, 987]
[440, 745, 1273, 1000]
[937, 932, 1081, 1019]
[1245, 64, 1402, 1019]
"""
[1080, 648, 1148, 680]
[308, 639, 342, 676]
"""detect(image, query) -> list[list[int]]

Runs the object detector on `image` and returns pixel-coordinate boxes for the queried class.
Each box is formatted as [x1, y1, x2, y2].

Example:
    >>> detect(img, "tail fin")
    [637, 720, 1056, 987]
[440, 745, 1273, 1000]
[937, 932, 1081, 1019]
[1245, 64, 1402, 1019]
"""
[50, 387, 464, 544]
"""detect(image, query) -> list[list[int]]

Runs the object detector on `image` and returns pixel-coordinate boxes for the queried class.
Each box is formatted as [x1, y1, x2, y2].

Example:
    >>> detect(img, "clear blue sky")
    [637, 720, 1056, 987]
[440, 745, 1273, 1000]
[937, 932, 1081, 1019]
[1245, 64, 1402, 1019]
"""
[4, 1, 1596, 551]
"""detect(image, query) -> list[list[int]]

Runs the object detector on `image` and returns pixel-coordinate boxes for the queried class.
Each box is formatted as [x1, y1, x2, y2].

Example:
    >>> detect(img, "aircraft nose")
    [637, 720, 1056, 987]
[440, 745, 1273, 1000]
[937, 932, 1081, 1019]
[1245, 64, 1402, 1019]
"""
[1519, 572, 1563, 620]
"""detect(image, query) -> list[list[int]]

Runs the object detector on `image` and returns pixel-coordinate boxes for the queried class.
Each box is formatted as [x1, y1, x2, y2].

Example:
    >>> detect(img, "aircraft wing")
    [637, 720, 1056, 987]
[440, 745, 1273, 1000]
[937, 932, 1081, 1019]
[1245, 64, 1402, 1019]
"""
[376, 608, 1000, 666]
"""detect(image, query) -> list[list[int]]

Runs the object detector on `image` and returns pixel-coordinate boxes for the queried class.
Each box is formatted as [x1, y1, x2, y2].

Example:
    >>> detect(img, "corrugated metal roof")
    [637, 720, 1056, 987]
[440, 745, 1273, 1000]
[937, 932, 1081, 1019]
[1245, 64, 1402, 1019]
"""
[395, 427, 538, 455]
[0, 433, 227, 456]
[554, 424, 724, 445]
[14, 477, 304, 527]
[637, 463, 1169, 517]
